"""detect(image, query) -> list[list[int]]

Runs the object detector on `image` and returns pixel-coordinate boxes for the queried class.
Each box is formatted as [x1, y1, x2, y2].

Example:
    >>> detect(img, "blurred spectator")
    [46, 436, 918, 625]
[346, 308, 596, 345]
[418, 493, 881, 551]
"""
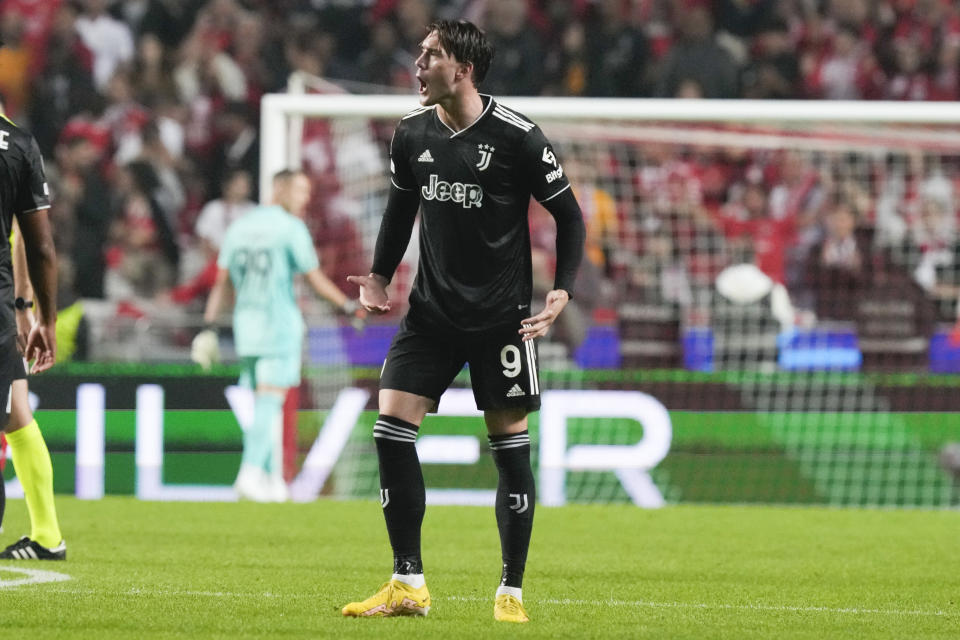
[75, 0, 135, 91]
[119, 0, 201, 48]
[656, 5, 739, 98]
[208, 101, 259, 201]
[104, 161, 179, 300]
[28, 2, 98, 157]
[481, 0, 544, 95]
[355, 20, 415, 90]
[890, 176, 960, 321]
[0, 9, 32, 119]
[1, 0, 62, 76]
[543, 19, 588, 96]
[131, 33, 177, 106]
[710, 180, 795, 285]
[742, 17, 800, 99]
[803, 199, 870, 322]
[136, 118, 187, 233]
[583, 0, 649, 97]
[173, 17, 247, 104]
[195, 169, 254, 258]
[885, 36, 930, 100]
[817, 23, 866, 100]
[56, 134, 110, 299]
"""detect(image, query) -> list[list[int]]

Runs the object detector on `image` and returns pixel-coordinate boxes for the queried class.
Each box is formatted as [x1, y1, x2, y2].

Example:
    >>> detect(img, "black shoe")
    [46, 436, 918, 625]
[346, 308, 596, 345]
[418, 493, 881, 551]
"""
[0, 536, 66, 560]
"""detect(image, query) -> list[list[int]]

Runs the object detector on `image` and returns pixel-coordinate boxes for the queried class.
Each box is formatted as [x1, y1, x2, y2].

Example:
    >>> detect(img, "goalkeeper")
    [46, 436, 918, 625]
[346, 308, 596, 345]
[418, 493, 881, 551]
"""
[197, 169, 361, 502]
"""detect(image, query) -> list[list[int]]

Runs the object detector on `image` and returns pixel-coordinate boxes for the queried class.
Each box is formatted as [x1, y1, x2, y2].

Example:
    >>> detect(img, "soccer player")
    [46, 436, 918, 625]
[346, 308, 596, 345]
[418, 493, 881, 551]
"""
[0, 119, 59, 559]
[200, 169, 360, 502]
[342, 20, 585, 623]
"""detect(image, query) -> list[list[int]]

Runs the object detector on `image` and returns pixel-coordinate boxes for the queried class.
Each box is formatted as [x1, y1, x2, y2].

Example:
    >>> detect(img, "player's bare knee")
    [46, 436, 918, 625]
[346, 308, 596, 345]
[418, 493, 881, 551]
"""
[484, 409, 528, 436]
[378, 389, 431, 426]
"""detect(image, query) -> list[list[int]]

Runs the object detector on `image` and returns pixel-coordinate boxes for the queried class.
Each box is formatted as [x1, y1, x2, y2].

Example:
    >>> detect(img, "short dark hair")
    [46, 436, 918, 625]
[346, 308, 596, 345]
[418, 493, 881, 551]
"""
[426, 20, 494, 85]
[273, 168, 306, 183]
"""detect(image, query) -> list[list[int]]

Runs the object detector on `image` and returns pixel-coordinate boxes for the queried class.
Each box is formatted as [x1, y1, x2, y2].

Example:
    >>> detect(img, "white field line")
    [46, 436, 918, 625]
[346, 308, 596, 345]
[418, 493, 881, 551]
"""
[3, 582, 953, 619]
[0, 567, 72, 588]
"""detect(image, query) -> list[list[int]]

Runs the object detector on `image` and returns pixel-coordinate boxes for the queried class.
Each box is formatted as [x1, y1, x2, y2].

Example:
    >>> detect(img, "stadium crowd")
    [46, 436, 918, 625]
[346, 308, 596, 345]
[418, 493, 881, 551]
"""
[2, 0, 959, 362]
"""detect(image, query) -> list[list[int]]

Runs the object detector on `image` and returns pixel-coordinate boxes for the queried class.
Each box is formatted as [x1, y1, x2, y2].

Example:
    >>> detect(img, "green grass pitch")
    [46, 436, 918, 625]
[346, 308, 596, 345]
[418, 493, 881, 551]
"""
[1, 497, 957, 639]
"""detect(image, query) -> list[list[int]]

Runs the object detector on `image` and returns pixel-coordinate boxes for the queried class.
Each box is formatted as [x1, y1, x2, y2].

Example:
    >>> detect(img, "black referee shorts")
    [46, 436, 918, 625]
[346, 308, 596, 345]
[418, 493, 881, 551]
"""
[380, 314, 541, 413]
[0, 333, 24, 419]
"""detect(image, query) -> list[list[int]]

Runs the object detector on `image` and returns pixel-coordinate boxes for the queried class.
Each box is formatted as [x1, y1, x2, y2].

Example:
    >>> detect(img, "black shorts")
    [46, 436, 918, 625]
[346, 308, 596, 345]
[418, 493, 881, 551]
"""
[0, 334, 24, 417]
[380, 314, 540, 412]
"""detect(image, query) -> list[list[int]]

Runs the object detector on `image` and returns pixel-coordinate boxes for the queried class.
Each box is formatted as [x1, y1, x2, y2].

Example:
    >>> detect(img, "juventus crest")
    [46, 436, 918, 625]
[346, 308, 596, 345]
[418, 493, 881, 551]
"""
[476, 143, 495, 171]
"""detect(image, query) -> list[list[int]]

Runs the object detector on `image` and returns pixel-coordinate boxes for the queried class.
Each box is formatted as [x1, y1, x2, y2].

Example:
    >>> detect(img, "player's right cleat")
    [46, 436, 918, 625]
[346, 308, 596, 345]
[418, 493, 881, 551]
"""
[342, 580, 431, 617]
[234, 464, 275, 502]
[0, 536, 66, 560]
[494, 594, 530, 623]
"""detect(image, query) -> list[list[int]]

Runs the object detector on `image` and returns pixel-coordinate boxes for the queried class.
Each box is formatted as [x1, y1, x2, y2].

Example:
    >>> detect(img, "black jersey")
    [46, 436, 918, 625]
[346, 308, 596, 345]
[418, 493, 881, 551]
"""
[0, 117, 51, 339]
[390, 95, 572, 332]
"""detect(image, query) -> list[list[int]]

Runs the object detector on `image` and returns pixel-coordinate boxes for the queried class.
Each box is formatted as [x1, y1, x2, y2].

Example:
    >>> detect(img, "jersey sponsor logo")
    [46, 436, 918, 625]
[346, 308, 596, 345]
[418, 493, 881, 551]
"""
[545, 166, 564, 183]
[418, 149, 434, 163]
[0, 131, 8, 151]
[421, 173, 483, 209]
[476, 143, 495, 171]
[542, 147, 558, 167]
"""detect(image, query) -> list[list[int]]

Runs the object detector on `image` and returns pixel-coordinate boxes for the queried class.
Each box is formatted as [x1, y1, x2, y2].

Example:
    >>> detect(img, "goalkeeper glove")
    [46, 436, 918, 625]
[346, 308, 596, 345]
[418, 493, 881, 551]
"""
[191, 326, 220, 370]
[339, 300, 367, 331]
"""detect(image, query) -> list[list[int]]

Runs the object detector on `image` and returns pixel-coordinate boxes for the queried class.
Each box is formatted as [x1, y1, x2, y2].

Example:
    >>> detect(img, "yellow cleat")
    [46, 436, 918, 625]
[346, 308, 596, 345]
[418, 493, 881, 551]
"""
[494, 594, 530, 623]
[342, 580, 431, 617]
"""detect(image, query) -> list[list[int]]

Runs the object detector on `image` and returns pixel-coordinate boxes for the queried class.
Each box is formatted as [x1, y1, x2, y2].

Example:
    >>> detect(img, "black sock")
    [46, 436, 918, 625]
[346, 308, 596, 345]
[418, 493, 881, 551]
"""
[489, 430, 535, 589]
[374, 414, 425, 575]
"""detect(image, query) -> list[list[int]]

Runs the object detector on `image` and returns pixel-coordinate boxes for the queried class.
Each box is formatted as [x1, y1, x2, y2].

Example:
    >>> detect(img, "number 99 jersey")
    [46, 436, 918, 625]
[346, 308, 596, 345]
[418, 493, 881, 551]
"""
[217, 205, 319, 357]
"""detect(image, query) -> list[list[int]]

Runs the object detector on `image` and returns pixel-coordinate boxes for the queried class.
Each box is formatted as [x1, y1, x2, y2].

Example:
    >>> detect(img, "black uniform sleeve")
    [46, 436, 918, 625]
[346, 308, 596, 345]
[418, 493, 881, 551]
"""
[15, 135, 50, 215]
[370, 184, 420, 282]
[540, 185, 585, 296]
[388, 125, 416, 192]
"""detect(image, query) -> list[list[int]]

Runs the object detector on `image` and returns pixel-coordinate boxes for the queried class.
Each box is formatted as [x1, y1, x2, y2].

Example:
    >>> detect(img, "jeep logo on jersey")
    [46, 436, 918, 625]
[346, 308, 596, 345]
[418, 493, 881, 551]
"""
[421, 174, 483, 209]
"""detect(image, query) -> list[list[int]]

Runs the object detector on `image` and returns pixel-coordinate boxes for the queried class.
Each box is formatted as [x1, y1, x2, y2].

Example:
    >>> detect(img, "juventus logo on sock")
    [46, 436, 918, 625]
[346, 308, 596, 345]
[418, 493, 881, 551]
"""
[508, 493, 529, 514]
[380, 488, 390, 508]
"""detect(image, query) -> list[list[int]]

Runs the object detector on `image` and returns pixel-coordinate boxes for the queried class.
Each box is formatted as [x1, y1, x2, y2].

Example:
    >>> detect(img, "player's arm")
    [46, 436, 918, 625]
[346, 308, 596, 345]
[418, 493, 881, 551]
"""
[348, 127, 419, 314]
[202, 267, 233, 326]
[518, 131, 586, 341]
[11, 219, 35, 353]
[18, 209, 57, 372]
[16, 134, 57, 372]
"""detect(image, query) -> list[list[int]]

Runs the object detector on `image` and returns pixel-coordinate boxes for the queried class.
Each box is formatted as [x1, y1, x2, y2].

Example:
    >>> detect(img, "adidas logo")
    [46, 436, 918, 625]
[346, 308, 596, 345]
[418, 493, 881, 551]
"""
[418, 149, 434, 163]
[506, 384, 525, 398]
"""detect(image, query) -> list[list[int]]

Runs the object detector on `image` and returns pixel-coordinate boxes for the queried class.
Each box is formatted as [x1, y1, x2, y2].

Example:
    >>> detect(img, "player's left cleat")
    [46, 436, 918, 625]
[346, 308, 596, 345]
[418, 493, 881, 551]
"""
[342, 579, 431, 617]
[0, 536, 66, 560]
[494, 594, 529, 623]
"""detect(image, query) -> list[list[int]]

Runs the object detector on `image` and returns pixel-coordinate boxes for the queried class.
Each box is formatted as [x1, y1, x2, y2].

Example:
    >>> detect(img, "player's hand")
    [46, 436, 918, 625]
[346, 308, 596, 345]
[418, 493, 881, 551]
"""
[339, 299, 368, 331]
[25, 321, 56, 373]
[520, 289, 570, 342]
[347, 274, 392, 315]
[14, 308, 35, 355]
[191, 328, 220, 371]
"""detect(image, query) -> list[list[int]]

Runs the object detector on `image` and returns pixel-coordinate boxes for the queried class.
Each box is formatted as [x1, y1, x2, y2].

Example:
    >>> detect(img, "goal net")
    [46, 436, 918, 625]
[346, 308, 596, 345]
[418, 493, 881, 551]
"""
[265, 93, 960, 508]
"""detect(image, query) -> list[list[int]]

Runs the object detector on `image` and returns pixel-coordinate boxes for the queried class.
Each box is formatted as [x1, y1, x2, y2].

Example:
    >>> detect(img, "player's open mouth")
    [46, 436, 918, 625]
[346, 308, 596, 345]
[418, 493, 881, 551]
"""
[418, 78, 427, 95]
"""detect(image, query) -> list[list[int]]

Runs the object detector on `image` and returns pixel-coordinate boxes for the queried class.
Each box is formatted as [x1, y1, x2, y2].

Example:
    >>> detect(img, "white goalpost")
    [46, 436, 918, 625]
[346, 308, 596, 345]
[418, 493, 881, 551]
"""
[263, 92, 960, 508]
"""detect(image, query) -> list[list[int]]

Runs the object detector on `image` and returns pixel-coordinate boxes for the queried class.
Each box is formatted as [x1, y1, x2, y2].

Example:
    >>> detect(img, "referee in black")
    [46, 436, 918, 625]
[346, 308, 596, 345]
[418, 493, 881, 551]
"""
[344, 20, 585, 623]
[0, 111, 58, 536]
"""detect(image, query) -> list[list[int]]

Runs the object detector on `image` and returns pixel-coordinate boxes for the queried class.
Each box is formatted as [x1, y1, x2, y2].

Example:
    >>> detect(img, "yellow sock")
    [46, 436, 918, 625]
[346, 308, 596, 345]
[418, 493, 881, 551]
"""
[6, 420, 62, 548]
